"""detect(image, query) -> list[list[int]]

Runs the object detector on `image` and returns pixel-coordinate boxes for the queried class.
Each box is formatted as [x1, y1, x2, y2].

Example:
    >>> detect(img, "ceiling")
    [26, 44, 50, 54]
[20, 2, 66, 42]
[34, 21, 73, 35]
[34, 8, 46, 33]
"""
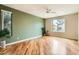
[4, 4, 79, 18]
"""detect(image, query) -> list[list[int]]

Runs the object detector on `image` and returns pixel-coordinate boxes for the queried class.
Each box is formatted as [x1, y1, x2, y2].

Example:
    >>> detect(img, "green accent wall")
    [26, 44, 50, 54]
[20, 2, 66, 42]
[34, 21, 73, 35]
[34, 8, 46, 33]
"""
[0, 5, 44, 44]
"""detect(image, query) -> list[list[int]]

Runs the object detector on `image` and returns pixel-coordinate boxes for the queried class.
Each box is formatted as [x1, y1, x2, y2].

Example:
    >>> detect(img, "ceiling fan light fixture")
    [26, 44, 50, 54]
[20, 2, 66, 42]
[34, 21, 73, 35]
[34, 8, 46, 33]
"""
[46, 11, 56, 13]
[45, 8, 56, 14]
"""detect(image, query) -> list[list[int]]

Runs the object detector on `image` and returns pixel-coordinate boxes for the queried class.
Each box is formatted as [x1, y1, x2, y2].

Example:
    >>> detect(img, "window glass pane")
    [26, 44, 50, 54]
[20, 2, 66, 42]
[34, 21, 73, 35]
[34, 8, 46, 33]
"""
[53, 19, 65, 32]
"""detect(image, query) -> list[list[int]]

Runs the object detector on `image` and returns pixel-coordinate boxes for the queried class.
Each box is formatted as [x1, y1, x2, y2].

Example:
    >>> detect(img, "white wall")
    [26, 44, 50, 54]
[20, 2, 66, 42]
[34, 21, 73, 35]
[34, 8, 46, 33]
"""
[45, 13, 78, 40]
[78, 12, 79, 44]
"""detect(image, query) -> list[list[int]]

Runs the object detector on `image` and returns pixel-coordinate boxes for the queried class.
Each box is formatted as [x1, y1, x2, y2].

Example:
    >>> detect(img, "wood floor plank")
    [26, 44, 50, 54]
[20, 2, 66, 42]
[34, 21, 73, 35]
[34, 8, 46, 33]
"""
[0, 36, 78, 55]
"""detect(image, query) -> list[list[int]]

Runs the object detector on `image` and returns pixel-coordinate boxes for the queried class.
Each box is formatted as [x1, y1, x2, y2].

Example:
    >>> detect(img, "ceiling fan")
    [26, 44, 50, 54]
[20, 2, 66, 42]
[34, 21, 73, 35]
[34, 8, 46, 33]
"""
[45, 8, 56, 14]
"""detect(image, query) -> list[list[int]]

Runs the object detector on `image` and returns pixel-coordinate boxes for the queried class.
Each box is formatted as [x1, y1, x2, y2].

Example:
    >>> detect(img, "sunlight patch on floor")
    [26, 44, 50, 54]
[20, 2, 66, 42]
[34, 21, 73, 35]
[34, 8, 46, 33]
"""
[51, 37, 67, 55]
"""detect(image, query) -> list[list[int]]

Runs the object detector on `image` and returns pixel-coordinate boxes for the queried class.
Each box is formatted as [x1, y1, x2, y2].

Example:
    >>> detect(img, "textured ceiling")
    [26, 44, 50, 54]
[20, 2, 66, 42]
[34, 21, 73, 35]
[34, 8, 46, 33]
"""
[4, 4, 79, 18]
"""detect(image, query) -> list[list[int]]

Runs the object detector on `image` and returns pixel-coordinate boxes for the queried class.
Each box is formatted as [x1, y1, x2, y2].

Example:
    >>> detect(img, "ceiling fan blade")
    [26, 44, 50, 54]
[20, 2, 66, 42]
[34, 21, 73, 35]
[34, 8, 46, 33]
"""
[51, 12, 56, 13]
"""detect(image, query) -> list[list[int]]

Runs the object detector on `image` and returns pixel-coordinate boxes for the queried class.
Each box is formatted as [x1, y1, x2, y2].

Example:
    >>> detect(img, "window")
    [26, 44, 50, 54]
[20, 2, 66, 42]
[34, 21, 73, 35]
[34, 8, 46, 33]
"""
[53, 18, 65, 32]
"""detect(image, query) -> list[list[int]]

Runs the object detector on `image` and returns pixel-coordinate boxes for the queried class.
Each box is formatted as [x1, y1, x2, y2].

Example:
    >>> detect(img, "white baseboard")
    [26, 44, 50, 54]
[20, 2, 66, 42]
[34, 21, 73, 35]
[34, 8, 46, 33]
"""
[6, 35, 42, 46]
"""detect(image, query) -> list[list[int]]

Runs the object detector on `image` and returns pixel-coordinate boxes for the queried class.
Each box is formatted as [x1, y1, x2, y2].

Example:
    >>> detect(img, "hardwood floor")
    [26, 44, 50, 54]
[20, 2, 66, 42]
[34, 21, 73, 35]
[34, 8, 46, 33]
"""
[0, 36, 78, 55]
